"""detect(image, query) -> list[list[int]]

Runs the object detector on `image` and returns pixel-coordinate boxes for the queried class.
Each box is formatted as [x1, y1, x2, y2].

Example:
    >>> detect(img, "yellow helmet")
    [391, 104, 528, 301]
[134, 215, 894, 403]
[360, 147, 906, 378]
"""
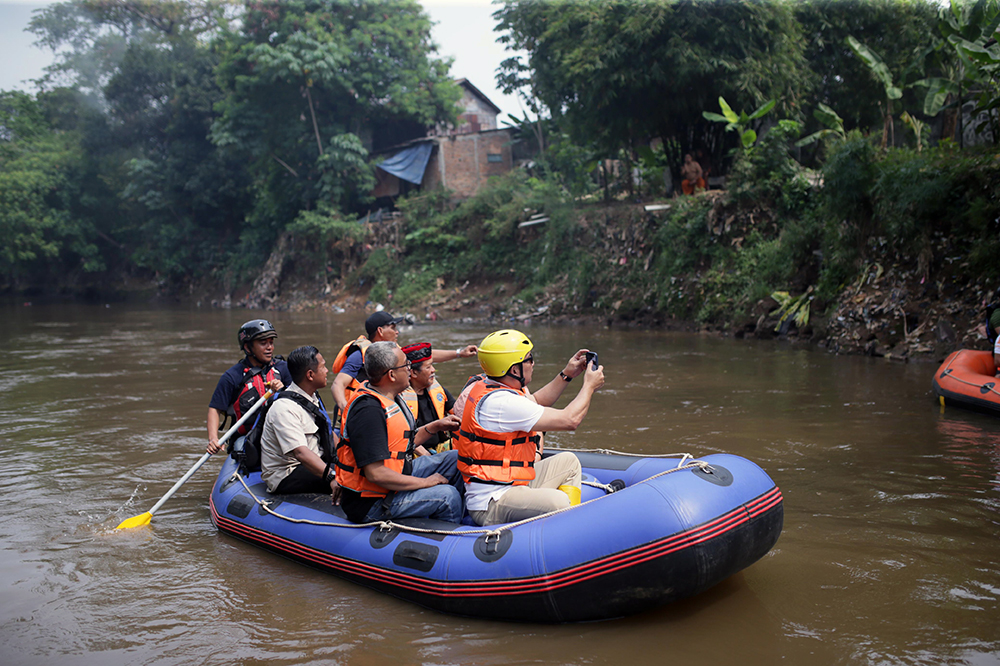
[478, 329, 533, 377]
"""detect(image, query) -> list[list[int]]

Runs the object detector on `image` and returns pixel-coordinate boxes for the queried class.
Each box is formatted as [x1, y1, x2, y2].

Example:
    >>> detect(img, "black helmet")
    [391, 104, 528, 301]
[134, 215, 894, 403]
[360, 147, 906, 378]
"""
[238, 319, 277, 351]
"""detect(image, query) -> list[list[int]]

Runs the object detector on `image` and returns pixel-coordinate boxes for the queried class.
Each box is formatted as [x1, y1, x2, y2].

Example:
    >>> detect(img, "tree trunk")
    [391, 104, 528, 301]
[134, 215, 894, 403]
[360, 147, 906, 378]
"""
[305, 87, 324, 155]
[942, 95, 958, 142]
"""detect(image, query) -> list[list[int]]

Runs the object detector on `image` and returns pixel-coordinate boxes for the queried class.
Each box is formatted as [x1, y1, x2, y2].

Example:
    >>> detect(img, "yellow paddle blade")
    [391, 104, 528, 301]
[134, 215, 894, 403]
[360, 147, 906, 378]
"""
[116, 511, 152, 530]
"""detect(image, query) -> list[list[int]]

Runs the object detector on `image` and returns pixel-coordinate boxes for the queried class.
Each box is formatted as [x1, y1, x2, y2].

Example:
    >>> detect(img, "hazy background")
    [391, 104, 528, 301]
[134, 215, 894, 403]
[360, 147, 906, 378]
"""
[0, 0, 524, 119]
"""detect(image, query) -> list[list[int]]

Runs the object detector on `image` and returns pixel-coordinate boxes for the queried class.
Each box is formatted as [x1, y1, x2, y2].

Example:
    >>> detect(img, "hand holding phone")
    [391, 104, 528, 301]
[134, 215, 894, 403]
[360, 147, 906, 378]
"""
[585, 351, 599, 370]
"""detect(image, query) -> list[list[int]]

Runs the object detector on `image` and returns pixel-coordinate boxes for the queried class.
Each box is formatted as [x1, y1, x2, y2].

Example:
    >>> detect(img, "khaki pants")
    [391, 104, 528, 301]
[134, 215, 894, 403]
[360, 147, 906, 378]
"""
[469, 452, 582, 526]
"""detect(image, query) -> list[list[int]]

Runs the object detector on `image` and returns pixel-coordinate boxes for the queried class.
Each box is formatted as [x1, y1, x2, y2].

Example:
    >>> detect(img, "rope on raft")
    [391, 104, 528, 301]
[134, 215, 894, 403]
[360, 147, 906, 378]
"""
[939, 369, 1000, 397]
[555, 447, 701, 460]
[229, 457, 715, 539]
[937, 352, 1000, 397]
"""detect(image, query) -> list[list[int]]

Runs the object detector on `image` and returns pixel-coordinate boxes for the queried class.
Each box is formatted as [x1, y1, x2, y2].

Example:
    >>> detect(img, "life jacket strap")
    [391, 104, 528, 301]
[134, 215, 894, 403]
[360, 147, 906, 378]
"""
[458, 430, 540, 447]
[458, 455, 534, 468]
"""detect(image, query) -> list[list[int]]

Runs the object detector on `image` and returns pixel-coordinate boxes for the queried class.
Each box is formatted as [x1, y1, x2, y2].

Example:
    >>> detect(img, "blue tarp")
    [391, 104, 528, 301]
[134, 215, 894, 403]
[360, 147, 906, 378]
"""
[376, 142, 433, 185]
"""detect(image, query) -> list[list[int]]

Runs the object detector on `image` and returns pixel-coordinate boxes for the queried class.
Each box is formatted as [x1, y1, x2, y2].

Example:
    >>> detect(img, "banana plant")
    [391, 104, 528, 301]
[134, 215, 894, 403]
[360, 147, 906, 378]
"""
[703, 96, 776, 151]
[900, 111, 928, 151]
[795, 103, 847, 147]
[847, 36, 902, 149]
[913, 0, 1000, 144]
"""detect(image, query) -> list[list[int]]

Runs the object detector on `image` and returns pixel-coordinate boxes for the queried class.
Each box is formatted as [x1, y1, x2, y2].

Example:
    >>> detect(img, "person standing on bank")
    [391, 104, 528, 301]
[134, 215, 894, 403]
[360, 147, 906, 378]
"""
[330, 311, 477, 424]
[206, 320, 291, 454]
[259, 346, 338, 496]
[400, 342, 456, 452]
[336, 341, 465, 524]
[456, 330, 604, 526]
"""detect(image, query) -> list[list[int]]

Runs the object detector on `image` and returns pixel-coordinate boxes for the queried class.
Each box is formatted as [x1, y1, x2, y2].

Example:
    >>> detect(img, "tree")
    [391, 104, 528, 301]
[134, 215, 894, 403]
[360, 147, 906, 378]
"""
[210, 0, 461, 254]
[702, 96, 776, 151]
[0, 91, 100, 287]
[918, 0, 1000, 145]
[29, 1, 230, 99]
[494, 0, 810, 167]
[794, 0, 939, 134]
[847, 36, 904, 148]
[28, 0, 249, 284]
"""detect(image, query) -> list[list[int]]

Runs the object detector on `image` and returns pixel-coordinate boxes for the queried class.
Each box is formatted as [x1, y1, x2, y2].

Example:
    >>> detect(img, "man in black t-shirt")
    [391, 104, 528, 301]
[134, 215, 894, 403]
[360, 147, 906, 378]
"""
[336, 342, 465, 524]
[207, 320, 291, 454]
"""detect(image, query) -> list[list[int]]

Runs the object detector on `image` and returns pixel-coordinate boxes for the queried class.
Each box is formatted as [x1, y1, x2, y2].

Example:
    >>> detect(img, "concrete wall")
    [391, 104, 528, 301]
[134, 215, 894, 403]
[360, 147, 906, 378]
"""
[423, 129, 513, 199]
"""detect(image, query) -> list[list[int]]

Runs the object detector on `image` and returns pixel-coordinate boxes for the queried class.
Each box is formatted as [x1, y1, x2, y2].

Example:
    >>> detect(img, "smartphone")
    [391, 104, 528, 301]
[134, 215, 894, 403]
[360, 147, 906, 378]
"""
[585, 351, 599, 370]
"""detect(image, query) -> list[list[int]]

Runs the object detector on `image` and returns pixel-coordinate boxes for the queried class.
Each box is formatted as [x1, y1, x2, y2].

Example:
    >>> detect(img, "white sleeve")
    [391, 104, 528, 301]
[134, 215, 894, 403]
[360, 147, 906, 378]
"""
[476, 391, 544, 433]
[994, 336, 1000, 356]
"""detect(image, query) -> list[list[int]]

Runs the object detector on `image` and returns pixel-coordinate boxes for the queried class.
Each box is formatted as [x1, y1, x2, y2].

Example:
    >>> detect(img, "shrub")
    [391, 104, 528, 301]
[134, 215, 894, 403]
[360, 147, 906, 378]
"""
[728, 120, 814, 217]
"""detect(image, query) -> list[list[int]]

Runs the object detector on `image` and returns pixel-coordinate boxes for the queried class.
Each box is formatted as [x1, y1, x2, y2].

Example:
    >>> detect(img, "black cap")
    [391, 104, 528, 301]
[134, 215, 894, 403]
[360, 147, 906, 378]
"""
[365, 311, 405, 339]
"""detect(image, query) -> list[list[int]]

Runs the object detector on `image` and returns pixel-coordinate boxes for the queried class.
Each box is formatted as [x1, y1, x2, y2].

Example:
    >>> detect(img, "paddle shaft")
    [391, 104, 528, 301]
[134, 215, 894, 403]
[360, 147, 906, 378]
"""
[145, 390, 273, 518]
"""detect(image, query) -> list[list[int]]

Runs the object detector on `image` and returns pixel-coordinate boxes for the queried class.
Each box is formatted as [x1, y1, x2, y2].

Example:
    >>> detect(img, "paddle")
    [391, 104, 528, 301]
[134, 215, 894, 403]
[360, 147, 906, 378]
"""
[116, 389, 275, 530]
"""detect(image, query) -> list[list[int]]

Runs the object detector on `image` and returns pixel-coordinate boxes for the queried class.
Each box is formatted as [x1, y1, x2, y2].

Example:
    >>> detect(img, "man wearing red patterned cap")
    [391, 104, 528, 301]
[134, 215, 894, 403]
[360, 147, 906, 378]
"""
[400, 342, 456, 452]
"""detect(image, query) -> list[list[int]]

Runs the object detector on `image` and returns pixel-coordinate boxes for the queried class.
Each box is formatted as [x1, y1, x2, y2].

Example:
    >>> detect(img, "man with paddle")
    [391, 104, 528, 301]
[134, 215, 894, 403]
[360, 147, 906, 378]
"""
[206, 320, 291, 455]
[116, 344, 331, 530]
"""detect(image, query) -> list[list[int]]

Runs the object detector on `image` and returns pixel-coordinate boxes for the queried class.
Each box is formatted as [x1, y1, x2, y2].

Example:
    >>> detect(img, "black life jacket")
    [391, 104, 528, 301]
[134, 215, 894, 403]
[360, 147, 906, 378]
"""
[231, 358, 281, 435]
[232, 391, 334, 474]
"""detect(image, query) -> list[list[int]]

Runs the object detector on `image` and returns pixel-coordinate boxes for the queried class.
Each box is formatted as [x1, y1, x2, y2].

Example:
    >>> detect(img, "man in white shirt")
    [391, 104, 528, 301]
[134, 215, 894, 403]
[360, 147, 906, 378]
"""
[455, 329, 604, 526]
[260, 346, 339, 496]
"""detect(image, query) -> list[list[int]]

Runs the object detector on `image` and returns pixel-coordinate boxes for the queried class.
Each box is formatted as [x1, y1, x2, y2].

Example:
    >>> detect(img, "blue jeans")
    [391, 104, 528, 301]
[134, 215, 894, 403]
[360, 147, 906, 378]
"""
[363, 450, 466, 523]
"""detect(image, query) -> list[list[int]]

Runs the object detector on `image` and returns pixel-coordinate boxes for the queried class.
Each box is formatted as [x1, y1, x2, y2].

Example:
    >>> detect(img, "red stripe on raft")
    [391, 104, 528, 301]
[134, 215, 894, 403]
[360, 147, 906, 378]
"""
[210, 485, 782, 599]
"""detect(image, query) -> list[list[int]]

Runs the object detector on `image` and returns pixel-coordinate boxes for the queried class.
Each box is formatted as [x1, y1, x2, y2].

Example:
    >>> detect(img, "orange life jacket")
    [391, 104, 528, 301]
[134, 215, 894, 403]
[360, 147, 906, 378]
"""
[401, 381, 449, 421]
[332, 335, 371, 397]
[403, 381, 452, 453]
[455, 380, 540, 486]
[330, 336, 371, 429]
[336, 383, 415, 498]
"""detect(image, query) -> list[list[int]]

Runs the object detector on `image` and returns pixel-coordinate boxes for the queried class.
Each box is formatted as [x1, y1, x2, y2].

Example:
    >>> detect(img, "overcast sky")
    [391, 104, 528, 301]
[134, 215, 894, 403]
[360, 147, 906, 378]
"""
[0, 0, 524, 120]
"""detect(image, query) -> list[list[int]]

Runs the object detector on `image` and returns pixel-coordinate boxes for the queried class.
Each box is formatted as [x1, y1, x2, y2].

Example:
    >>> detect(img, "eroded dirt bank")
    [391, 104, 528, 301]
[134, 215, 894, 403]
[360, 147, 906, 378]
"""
[205, 195, 995, 365]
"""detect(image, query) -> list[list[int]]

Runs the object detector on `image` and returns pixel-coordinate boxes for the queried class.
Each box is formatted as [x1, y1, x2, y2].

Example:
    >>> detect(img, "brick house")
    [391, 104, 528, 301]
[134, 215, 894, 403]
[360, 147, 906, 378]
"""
[371, 79, 513, 201]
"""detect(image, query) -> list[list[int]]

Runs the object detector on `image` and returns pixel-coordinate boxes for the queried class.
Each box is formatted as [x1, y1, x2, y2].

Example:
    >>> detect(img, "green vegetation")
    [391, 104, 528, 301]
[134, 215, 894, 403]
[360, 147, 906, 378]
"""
[2, 0, 456, 293]
[0, 90, 100, 287]
[2, 0, 998, 339]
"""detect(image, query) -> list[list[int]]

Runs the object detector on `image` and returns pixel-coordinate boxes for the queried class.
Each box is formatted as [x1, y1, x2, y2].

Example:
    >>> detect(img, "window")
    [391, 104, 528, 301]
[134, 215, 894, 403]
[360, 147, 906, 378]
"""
[487, 153, 503, 163]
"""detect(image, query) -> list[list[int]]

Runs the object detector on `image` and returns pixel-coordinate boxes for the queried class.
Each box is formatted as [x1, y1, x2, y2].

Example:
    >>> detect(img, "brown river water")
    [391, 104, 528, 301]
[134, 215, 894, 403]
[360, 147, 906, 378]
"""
[1, 303, 998, 665]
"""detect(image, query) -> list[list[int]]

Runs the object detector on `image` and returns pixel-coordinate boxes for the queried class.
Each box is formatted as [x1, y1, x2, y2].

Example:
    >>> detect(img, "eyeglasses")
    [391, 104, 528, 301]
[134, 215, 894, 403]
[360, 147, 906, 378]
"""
[523, 354, 534, 364]
[389, 359, 411, 372]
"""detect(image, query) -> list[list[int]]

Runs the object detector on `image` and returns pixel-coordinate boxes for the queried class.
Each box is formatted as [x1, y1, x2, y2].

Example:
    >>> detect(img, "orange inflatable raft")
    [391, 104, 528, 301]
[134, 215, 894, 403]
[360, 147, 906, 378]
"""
[932, 349, 1000, 415]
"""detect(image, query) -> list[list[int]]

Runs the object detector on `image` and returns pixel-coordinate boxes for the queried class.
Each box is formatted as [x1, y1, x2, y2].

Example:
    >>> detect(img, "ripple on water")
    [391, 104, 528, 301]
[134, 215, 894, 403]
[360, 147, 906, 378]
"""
[4, 308, 1000, 665]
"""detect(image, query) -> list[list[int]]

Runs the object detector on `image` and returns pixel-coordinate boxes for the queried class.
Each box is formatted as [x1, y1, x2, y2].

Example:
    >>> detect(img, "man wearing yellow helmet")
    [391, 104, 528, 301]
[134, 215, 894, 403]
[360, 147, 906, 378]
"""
[454, 329, 605, 526]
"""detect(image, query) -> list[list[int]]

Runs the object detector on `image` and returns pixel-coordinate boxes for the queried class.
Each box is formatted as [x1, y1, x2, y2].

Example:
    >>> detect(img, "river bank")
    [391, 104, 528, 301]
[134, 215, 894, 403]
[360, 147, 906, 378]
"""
[210, 138, 999, 364]
[12, 140, 997, 365]
[182, 192, 993, 366]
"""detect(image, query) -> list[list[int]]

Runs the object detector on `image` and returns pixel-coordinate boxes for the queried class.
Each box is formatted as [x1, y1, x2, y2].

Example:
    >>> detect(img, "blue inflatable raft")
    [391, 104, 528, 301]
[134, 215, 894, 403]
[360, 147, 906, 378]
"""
[210, 450, 782, 622]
